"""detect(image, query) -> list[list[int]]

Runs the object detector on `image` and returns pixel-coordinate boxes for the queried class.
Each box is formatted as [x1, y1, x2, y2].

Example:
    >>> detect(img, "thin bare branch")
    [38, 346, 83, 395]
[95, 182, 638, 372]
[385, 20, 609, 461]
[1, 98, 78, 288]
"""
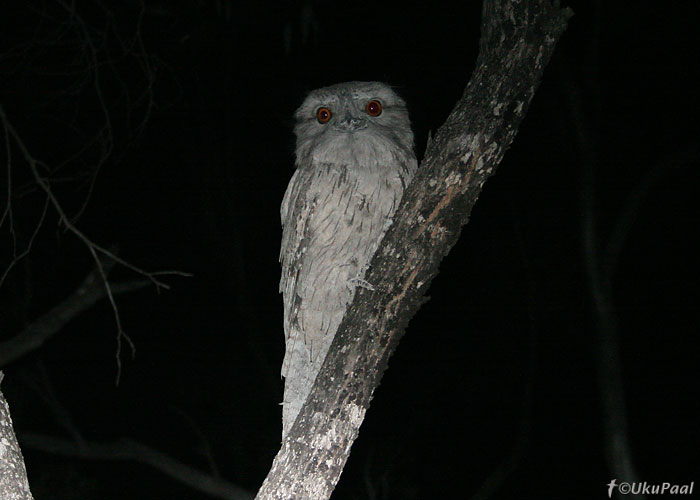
[1, 118, 12, 229]
[0, 262, 149, 368]
[0, 14, 184, 377]
[57, 0, 114, 221]
[0, 194, 49, 289]
[0, 103, 191, 292]
[18, 433, 253, 500]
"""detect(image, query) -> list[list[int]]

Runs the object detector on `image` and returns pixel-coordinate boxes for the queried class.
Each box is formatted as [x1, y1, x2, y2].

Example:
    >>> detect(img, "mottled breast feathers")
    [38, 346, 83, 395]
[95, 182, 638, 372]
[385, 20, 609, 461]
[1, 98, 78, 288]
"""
[279, 81, 417, 436]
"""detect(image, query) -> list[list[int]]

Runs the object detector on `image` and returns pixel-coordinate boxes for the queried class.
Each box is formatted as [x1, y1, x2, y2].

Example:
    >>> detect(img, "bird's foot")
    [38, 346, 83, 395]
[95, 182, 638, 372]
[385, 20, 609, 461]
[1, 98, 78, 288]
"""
[349, 277, 375, 291]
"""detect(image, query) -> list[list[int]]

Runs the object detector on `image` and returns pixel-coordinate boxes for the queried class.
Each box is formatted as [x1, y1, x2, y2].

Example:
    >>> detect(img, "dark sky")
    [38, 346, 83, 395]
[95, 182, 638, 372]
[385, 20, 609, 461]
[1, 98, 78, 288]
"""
[1, 1, 698, 499]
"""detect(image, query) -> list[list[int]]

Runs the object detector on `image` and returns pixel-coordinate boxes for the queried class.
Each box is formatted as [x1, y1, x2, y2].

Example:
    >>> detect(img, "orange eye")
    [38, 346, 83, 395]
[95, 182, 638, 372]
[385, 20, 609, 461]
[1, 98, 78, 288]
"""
[316, 107, 332, 123]
[366, 100, 382, 117]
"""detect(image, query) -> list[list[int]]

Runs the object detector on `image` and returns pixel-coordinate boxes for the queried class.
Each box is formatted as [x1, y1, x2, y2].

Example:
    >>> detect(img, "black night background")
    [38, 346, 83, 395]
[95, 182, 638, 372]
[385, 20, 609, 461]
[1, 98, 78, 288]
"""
[1, 1, 698, 498]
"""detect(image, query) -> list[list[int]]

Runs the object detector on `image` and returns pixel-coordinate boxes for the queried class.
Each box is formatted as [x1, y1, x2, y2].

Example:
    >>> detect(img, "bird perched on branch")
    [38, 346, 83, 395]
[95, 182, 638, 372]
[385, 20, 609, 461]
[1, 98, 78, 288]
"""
[279, 81, 417, 437]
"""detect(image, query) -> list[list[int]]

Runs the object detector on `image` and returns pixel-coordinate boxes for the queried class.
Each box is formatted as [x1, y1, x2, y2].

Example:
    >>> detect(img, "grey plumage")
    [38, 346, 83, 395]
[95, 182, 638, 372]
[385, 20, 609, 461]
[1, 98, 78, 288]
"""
[280, 81, 417, 437]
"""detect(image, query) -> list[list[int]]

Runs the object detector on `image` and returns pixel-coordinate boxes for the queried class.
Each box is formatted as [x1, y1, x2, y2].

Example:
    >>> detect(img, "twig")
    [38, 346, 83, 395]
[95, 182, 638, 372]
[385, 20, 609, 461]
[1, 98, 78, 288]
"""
[1, 105, 189, 287]
[18, 432, 253, 500]
[0, 103, 191, 379]
[0, 263, 150, 368]
[0, 194, 50, 289]
[57, 0, 113, 222]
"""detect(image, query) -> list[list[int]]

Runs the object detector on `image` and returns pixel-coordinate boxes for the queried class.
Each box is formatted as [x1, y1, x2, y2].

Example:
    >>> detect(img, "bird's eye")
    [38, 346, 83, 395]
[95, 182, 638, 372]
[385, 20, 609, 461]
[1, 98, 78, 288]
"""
[366, 100, 382, 117]
[316, 107, 332, 124]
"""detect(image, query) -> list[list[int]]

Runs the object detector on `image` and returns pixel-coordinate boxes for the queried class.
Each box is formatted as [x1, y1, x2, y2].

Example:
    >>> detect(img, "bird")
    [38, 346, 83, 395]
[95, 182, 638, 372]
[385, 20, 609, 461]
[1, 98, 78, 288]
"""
[279, 81, 417, 437]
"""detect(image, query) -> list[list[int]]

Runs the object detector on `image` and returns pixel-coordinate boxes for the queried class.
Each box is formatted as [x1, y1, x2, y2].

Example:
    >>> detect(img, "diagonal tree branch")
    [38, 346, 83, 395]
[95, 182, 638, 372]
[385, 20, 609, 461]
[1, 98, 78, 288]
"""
[0, 103, 192, 381]
[17, 432, 253, 500]
[0, 374, 34, 500]
[256, 1, 573, 498]
[0, 261, 149, 368]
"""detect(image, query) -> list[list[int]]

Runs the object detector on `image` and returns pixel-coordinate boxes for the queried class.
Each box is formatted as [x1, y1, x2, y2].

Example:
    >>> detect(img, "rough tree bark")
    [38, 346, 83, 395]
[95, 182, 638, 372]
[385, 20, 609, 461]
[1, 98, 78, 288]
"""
[0, 373, 34, 500]
[255, 1, 572, 498]
[0, 260, 149, 368]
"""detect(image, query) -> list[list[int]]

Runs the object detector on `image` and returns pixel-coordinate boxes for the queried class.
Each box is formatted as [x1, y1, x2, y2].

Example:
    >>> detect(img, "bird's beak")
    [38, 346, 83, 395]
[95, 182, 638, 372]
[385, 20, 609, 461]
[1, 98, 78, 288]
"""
[333, 111, 367, 132]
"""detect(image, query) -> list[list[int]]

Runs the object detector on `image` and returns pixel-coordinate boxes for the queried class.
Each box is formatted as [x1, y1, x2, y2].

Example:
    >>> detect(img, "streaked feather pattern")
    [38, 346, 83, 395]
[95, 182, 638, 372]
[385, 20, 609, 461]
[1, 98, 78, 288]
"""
[280, 81, 417, 437]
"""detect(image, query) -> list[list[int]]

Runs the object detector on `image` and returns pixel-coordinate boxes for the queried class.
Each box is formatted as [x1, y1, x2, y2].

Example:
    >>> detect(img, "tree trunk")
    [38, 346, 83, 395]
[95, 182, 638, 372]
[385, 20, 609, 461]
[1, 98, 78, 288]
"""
[0, 373, 34, 500]
[255, 0, 573, 498]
